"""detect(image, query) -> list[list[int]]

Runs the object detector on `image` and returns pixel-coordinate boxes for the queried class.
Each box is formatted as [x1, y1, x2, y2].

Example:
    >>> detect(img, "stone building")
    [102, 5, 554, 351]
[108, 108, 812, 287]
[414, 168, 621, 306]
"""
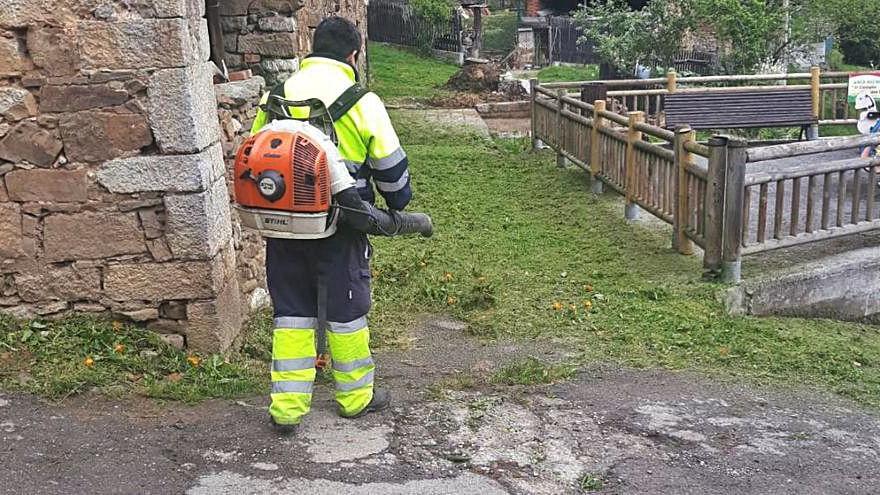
[0, 0, 366, 351]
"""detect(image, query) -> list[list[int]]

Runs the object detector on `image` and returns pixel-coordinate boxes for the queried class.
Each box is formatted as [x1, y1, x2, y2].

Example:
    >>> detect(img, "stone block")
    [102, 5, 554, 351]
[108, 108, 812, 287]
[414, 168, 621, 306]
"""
[77, 19, 201, 70]
[164, 178, 232, 259]
[98, 142, 223, 194]
[0, 204, 24, 259]
[43, 211, 145, 262]
[159, 333, 185, 350]
[4, 169, 88, 203]
[260, 57, 298, 74]
[0, 179, 7, 202]
[147, 238, 174, 261]
[219, 0, 253, 16]
[0, 87, 37, 121]
[59, 111, 153, 163]
[147, 63, 220, 154]
[0, 34, 30, 75]
[0, 122, 62, 167]
[104, 261, 217, 301]
[221, 15, 248, 33]
[237, 33, 298, 57]
[14, 266, 102, 303]
[40, 84, 129, 113]
[26, 25, 80, 76]
[186, 275, 241, 352]
[160, 300, 188, 319]
[251, 0, 302, 14]
[120, 308, 159, 322]
[138, 209, 164, 239]
[257, 15, 297, 32]
[214, 76, 265, 106]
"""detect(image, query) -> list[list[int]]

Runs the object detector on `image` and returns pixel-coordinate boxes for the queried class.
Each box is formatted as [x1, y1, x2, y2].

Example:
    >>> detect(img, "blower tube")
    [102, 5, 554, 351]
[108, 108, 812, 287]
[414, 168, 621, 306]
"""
[333, 188, 433, 238]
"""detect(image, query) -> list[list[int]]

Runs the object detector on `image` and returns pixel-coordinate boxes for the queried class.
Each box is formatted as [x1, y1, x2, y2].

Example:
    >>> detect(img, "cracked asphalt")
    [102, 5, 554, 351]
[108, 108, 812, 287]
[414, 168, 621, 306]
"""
[1, 318, 879, 494]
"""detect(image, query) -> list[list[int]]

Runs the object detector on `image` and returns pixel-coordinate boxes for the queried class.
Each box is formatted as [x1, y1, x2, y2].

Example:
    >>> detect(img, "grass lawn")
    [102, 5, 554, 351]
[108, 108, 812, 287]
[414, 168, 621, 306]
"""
[367, 42, 459, 102]
[537, 65, 600, 83]
[364, 111, 880, 408]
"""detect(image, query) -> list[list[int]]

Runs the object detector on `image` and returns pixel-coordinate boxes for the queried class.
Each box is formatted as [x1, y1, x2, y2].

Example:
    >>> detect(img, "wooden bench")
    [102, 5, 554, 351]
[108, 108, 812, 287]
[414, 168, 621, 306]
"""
[664, 88, 817, 136]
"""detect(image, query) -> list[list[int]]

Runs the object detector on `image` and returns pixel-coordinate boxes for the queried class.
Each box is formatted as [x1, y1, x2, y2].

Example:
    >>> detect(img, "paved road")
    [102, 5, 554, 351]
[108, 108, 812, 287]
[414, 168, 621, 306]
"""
[1, 319, 878, 494]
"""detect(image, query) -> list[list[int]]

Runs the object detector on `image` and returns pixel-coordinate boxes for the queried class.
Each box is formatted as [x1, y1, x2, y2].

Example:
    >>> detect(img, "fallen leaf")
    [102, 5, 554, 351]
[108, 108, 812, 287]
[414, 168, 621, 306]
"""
[167, 372, 183, 383]
[83, 356, 95, 367]
[114, 343, 125, 354]
[187, 355, 201, 367]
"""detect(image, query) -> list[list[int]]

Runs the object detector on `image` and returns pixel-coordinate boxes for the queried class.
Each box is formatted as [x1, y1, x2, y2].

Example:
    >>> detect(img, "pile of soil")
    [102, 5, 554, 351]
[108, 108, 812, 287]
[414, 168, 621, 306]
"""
[434, 61, 527, 108]
[444, 61, 503, 92]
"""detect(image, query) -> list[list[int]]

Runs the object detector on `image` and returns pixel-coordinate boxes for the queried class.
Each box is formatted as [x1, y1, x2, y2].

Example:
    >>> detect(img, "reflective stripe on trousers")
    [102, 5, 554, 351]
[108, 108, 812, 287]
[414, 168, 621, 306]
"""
[328, 319, 374, 416]
[269, 317, 375, 422]
[269, 321, 316, 425]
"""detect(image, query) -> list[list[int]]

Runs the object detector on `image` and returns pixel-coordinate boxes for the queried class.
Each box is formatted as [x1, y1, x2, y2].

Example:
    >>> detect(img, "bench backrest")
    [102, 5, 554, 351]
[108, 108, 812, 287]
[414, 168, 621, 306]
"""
[664, 89, 816, 130]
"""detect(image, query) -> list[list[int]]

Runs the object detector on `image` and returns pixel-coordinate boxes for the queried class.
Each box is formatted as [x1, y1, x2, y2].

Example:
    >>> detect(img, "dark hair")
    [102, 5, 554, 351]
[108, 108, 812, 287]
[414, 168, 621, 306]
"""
[312, 17, 362, 61]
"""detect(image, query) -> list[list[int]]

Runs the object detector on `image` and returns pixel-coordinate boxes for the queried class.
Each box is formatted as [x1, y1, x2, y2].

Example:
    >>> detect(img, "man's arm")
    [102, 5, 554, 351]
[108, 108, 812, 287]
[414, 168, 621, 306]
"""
[360, 93, 412, 210]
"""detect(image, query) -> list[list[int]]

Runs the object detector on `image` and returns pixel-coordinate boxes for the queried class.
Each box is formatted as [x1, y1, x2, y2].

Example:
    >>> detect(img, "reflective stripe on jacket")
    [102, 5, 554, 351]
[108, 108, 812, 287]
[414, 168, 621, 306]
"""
[251, 56, 412, 210]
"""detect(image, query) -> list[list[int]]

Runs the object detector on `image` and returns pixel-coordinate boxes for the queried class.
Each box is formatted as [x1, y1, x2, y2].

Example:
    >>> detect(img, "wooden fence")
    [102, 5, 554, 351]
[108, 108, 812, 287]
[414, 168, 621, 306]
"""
[542, 67, 856, 130]
[367, 0, 463, 53]
[531, 81, 880, 282]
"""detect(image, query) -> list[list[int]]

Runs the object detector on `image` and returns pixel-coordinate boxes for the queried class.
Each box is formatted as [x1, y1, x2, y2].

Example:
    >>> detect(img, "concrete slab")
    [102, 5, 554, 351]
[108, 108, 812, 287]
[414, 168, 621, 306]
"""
[186, 471, 508, 495]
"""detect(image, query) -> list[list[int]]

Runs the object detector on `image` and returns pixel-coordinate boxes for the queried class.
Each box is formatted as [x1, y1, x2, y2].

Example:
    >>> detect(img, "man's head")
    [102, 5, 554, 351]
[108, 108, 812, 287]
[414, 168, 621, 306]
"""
[313, 17, 362, 66]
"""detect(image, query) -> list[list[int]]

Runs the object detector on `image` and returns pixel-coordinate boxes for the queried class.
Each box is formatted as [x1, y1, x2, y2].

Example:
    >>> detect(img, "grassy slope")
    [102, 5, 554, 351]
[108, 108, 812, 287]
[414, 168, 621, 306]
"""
[367, 42, 459, 102]
[363, 50, 880, 407]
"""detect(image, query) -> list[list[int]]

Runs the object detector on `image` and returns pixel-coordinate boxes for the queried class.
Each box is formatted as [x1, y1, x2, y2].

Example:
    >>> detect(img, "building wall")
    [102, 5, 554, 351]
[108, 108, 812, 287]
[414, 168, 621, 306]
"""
[0, 0, 241, 352]
[219, 0, 368, 86]
[0, 0, 367, 352]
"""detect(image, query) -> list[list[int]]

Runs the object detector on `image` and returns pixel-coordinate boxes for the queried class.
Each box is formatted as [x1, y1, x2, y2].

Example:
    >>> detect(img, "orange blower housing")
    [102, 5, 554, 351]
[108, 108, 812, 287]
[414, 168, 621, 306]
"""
[234, 130, 331, 213]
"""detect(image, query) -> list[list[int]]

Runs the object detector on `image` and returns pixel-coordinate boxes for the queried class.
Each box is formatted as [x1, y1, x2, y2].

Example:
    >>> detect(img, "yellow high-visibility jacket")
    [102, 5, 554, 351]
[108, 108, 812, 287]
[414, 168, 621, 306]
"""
[251, 56, 411, 210]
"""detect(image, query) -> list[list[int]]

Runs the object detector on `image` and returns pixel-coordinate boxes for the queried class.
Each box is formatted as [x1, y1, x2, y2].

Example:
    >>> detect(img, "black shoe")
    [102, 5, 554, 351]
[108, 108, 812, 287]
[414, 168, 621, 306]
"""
[341, 389, 391, 419]
[270, 417, 299, 436]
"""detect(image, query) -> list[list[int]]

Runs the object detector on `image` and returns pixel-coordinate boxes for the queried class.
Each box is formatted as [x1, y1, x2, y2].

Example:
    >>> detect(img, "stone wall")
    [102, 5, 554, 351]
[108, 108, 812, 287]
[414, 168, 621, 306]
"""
[0, 0, 241, 352]
[219, 0, 368, 86]
[214, 76, 269, 312]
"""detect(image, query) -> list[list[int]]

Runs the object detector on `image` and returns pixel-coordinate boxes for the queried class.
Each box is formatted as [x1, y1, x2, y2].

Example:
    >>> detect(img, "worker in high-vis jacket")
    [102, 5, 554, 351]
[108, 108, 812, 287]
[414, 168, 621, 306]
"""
[251, 17, 430, 433]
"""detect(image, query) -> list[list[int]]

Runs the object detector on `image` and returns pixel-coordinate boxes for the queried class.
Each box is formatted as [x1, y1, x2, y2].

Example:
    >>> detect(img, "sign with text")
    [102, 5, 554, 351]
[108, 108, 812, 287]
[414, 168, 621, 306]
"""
[848, 72, 880, 103]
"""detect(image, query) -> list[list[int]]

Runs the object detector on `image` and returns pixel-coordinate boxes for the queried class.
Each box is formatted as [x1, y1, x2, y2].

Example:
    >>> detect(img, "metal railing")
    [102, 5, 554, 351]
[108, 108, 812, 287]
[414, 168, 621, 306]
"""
[531, 80, 880, 283]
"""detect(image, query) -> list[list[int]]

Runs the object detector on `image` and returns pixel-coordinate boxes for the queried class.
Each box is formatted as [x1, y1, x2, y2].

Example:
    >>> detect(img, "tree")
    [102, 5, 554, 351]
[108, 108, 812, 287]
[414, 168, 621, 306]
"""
[574, 0, 696, 77]
[574, 0, 854, 76]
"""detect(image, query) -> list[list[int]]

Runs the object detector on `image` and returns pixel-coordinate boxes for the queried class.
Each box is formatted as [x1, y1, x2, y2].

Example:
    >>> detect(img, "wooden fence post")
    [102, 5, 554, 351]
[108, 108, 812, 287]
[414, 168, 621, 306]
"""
[556, 89, 567, 168]
[590, 99, 605, 195]
[673, 125, 695, 255]
[530, 78, 541, 150]
[721, 137, 748, 284]
[807, 66, 821, 140]
[625, 111, 645, 220]
[704, 135, 728, 276]
[666, 70, 677, 93]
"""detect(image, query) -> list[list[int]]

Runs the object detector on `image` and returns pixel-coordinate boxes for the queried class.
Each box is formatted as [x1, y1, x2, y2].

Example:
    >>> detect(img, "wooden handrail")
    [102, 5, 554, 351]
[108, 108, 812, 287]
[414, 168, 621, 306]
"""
[745, 156, 879, 186]
[683, 140, 709, 157]
[747, 135, 880, 162]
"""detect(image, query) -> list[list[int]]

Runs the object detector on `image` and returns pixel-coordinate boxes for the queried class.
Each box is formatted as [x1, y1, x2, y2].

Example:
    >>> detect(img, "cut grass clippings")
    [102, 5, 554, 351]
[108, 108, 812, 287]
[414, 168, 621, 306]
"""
[367, 108, 880, 408]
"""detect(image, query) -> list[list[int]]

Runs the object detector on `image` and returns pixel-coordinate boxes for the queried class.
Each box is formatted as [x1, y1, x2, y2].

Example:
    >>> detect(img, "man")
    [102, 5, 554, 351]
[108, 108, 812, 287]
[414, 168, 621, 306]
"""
[250, 17, 422, 433]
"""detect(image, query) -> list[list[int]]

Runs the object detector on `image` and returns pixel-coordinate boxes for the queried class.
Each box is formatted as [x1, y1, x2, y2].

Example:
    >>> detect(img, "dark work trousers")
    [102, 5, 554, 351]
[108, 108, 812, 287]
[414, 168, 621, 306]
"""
[265, 226, 373, 323]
